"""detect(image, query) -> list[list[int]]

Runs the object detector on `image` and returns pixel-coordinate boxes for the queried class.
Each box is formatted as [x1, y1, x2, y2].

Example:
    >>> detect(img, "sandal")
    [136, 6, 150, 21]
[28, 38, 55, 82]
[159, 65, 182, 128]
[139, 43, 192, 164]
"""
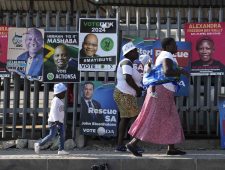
[115, 145, 127, 152]
[126, 143, 142, 157]
[167, 149, 186, 155]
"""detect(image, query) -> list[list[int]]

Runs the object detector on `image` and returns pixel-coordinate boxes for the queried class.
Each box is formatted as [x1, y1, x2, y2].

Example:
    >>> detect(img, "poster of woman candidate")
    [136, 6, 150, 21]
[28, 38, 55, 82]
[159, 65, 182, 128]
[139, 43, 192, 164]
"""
[78, 18, 118, 71]
[0, 26, 10, 78]
[7, 27, 44, 81]
[185, 22, 225, 76]
[43, 32, 80, 83]
[80, 81, 118, 137]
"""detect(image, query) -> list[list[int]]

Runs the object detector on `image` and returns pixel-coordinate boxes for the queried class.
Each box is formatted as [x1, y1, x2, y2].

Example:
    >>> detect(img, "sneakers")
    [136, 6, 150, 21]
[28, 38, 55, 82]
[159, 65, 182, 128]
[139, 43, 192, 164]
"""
[115, 145, 127, 152]
[34, 143, 40, 154]
[58, 150, 69, 155]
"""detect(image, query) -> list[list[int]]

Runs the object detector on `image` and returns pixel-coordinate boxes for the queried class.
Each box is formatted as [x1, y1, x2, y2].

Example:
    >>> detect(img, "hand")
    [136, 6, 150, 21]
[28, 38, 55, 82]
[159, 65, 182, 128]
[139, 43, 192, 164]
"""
[136, 87, 142, 97]
[181, 68, 190, 77]
[179, 67, 190, 77]
[55, 121, 61, 128]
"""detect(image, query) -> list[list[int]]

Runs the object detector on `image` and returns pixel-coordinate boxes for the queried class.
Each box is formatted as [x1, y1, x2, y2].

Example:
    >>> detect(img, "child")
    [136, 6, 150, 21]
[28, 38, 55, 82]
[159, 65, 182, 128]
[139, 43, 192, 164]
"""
[139, 54, 157, 98]
[34, 83, 69, 155]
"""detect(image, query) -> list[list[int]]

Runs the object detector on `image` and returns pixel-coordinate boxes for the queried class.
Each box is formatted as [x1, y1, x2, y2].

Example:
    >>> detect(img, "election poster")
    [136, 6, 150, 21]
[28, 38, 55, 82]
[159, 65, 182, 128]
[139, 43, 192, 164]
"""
[80, 81, 118, 137]
[78, 18, 118, 71]
[185, 22, 225, 76]
[121, 35, 156, 77]
[7, 27, 44, 81]
[43, 32, 80, 83]
[0, 26, 10, 78]
[219, 95, 225, 149]
[152, 40, 191, 96]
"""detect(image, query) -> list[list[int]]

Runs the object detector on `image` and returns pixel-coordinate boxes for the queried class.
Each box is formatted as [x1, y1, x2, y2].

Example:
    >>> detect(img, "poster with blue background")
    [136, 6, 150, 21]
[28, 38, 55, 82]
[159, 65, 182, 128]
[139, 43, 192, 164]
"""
[80, 81, 118, 137]
[219, 95, 225, 149]
[120, 35, 155, 76]
[152, 40, 191, 96]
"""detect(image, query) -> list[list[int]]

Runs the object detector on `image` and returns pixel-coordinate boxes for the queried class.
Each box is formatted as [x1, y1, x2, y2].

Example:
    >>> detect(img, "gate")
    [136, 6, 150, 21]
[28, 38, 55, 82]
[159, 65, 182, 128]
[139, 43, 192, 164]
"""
[0, 0, 224, 140]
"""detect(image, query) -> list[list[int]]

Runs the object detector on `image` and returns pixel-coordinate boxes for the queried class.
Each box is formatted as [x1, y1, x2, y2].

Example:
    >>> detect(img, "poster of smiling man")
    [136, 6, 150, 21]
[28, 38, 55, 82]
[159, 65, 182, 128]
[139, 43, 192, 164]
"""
[43, 32, 80, 83]
[80, 81, 118, 137]
[7, 27, 44, 81]
[78, 18, 118, 71]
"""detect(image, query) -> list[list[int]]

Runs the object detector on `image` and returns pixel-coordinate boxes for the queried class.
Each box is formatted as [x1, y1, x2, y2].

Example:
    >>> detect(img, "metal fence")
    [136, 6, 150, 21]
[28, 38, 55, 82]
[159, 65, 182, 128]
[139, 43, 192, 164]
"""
[0, 6, 225, 140]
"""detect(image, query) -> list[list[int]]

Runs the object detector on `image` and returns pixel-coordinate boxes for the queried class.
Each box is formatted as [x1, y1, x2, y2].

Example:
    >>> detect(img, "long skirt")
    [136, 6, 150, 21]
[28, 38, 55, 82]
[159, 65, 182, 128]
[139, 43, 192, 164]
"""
[128, 85, 185, 145]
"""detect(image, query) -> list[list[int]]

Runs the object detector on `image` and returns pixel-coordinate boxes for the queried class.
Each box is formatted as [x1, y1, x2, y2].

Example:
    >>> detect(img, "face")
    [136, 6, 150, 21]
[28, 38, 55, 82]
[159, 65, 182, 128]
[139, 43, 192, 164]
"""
[197, 40, 214, 62]
[83, 83, 94, 100]
[82, 34, 98, 57]
[126, 48, 139, 61]
[167, 40, 177, 54]
[53, 46, 69, 69]
[25, 29, 43, 54]
[57, 91, 66, 99]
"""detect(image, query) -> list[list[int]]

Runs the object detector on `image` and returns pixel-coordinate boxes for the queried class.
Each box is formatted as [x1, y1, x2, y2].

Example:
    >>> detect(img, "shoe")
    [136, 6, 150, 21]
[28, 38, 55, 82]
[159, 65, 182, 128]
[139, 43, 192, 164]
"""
[115, 145, 127, 152]
[136, 146, 144, 153]
[34, 143, 40, 154]
[126, 143, 142, 157]
[58, 150, 69, 155]
[167, 149, 186, 155]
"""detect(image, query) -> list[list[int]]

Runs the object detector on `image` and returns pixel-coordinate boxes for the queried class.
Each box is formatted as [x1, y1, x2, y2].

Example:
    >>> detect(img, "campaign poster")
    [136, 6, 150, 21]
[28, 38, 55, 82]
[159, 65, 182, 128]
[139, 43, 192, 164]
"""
[185, 22, 225, 76]
[80, 81, 118, 137]
[78, 18, 118, 71]
[121, 35, 155, 76]
[219, 95, 225, 149]
[152, 40, 191, 96]
[0, 26, 10, 78]
[7, 27, 44, 81]
[43, 32, 80, 83]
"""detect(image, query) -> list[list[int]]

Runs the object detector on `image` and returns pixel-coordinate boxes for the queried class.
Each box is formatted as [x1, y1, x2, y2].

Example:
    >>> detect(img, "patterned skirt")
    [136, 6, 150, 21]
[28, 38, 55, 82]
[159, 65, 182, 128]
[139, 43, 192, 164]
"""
[128, 85, 185, 145]
[113, 88, 139, 118]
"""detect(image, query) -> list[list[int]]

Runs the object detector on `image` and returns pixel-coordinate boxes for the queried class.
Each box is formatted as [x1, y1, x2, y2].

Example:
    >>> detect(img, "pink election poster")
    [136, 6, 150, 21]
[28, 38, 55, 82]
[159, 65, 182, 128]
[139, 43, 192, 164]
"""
[0, 26, 8, 72]
[185, 22, 225, 76]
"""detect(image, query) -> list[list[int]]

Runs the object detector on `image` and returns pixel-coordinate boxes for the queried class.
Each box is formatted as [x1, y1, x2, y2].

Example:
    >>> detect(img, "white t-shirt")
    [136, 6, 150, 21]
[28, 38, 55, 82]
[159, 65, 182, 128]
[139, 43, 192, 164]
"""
[155, 51, 178, 92]
[48, 96, 65, 123]
[116, 58, 142, 96]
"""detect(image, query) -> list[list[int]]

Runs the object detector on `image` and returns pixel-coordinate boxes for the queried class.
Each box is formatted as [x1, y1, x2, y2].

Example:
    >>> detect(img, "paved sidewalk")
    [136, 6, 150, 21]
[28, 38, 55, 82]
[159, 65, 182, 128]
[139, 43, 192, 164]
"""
[0, 149, 225, 170]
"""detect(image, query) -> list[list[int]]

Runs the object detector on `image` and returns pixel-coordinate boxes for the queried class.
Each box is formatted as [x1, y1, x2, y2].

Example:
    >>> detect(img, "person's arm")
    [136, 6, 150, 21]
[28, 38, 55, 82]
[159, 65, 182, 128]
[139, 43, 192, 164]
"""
[120, 60, 142, 97]
[162, 58, 189, 77]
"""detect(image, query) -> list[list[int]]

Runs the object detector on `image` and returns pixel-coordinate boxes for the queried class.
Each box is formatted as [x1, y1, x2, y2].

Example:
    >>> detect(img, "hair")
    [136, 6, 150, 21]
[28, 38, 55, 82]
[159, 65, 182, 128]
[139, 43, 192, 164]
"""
[83, 33, 98, 42]
[161, 37, 175, 50]
[27, 28, 43, 40]
[54, 44, 68, 55]
[196, 36, 214, 51]
[83, 81, 94, 90]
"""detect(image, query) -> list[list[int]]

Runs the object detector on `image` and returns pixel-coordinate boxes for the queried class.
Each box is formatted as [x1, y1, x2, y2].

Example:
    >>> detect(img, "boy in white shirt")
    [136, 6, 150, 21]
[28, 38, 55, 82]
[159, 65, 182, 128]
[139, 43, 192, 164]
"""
[34, 83, 69, 155]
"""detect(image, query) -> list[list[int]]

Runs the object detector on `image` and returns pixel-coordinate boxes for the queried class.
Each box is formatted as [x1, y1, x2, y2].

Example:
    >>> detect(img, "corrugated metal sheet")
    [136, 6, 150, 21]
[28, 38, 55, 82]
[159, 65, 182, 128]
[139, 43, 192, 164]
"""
[0, 0, 224, 12]
[88, 0, 225, 7]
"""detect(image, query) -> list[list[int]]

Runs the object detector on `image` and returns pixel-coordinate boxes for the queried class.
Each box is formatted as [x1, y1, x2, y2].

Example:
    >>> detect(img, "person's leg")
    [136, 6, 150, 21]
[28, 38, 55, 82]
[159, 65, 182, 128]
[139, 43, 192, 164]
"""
[57, 123, 69, 155]
[39, 123, 57, 146]
[58, 123, 65, 151]
[117, 117, 129, 146]
[34, 123, 57, 154]
[128, 137, 139, 147]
